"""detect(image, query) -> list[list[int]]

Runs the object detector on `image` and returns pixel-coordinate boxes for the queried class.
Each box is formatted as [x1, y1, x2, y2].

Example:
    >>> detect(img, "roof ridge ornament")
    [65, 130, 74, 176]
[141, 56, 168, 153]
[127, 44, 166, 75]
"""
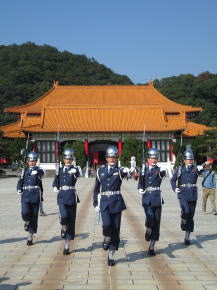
[53, 81, 59, 87]
[148, 81, 154, 87]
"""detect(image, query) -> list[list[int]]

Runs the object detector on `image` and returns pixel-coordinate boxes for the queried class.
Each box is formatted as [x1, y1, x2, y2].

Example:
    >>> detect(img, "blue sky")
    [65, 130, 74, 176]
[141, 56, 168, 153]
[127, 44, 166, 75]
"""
[0, 0, 216, 84]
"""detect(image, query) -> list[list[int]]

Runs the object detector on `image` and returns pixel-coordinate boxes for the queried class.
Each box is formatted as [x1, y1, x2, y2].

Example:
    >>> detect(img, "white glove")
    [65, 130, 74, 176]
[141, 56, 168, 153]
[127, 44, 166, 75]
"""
[95, 206, 100, 212]
[123, 167, 130, 173]
[31, 170, 38, 175]
[68, 168, 77, 174]
[138, 188, 145, 194]
[53, 187, 60, 193]
[197, 165, 203, 171]
[17, 190, 23, 196]
[175, 188, 181, 193]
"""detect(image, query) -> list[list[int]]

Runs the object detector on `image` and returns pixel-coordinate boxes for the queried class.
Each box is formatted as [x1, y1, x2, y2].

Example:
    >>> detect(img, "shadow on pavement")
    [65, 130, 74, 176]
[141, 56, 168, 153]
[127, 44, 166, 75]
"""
[36, 235, 62, 244]
[195, 233, 217, 247]
[0, 277, 31, 290]
[75, 232, 89, 240]
[71, 239, 128, 254]
[157, 233, 217, 258]
[0, 237, 26, 245]
[116, 251, 146, 263]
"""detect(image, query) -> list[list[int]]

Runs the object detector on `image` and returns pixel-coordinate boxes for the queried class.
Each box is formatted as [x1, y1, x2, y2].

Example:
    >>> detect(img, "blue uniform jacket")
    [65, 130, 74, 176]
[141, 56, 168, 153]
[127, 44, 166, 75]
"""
[17, 166, 45, 204]
[93, 164, 128, 214]
[53, 165, 80, 205]
[138, 165, 166, 207]
[171, 164, 205, 201]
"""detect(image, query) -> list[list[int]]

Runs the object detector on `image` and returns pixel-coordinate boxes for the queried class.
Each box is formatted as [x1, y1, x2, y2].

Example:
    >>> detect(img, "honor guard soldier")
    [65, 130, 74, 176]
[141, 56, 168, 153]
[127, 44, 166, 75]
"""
[171, 149, 211, 245]
[138, 148, 166, 256]
[93, 145, 131, 266]
[17, 152, 45, 246]
[53, 148, 81, 255]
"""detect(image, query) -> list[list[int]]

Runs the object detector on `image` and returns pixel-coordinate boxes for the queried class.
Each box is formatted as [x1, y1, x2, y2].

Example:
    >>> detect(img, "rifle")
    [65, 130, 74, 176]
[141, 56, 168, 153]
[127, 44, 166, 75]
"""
[20, 133, 30, 188]
[55, 129, 60, 189]
[141, 124, 147, 188]
[177, 132, 183, 189]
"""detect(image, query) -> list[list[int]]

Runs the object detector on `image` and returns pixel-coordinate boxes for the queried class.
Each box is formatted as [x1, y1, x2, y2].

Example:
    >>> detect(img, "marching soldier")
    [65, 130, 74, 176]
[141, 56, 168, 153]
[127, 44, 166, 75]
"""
[17, 152, 45, 246]
[53, 148, 81, 255]
[171, 149, 211, 245]
[138, 148, 166, 256]
[93, 145, 132, 266]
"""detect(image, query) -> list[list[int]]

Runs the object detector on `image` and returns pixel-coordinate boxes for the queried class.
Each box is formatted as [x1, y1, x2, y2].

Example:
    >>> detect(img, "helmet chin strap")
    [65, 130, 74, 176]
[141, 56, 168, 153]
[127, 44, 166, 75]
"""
[109, 162, 116, 166]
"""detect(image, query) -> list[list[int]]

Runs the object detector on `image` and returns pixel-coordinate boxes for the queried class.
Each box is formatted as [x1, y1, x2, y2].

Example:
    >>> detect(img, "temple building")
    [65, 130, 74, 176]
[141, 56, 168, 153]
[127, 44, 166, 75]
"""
[0, 82, 211, 169]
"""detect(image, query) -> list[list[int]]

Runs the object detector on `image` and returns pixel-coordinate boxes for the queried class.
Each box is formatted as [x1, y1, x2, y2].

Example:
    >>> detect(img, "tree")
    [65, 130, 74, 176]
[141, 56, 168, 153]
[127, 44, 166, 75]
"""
[64, 141, 87, 168]
[120, 137, 144, 168]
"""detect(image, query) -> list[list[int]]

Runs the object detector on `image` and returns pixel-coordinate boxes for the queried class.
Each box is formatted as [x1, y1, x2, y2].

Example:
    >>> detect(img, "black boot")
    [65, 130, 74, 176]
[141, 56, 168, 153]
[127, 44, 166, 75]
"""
[108, 257, 115, 266]
[27, 239, 33, 246]
[63, 240, 70, 255]
[184, 239, 191, 246]
[148, 248, 156, 256]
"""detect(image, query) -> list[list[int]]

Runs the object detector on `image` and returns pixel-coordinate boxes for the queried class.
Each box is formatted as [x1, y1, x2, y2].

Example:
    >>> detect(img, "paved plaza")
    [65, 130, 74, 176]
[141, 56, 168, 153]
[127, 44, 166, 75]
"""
[0, 175, 217, 290]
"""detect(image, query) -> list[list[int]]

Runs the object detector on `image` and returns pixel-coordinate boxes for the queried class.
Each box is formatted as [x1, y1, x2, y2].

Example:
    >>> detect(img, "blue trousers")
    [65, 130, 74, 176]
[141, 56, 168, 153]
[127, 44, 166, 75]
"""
[179, 197, 196, 232]
[101, 209, 122, 251]
[59, 203, 77, 240]
[143, 204, 162, 241]
[21, 202, 39, 234]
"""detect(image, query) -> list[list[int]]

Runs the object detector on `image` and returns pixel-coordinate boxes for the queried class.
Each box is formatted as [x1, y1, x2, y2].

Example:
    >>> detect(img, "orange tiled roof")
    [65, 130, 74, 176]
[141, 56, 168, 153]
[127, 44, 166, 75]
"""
[1, 106, 211, 138]
[4, 83, 202, 114]
[183, 121, 214, 137]
[0, 120, 25, 138]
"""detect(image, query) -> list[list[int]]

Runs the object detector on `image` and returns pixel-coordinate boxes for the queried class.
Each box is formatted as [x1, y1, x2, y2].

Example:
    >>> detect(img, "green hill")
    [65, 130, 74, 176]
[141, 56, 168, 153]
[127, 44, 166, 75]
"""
[153, 72, 217, 127]
[0, 42, 133, 126]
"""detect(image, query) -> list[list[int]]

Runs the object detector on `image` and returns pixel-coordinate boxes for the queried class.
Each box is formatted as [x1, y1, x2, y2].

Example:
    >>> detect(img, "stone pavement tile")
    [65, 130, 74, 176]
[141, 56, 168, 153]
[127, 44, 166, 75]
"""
[114, 285, 158, 290]
[179, 280, 214, 286]
[132, 279, 158, 285]
[63, 286, 108, 290]
[203, 283, 217, 290]
[88, 278, 134, 285]
[153, 273, 196, 281]
[159, 286, 204, 290]
[195, 274, 217, 281]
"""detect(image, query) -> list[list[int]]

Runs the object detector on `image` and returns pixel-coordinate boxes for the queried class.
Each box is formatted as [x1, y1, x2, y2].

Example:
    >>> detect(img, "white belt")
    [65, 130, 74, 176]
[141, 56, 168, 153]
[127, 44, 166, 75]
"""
[180, 184, 197, 188]
[145, 187, 160, 192]
[101, 191, 120, 196]
[23, 185, 39, 190]
[60, 186, 75, 190]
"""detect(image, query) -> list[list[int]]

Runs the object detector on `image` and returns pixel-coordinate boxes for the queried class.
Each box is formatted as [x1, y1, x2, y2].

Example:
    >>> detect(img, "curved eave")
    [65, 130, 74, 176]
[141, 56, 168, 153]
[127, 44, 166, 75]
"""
[0, 120, 25, 138]
[183, 121, 214, 137]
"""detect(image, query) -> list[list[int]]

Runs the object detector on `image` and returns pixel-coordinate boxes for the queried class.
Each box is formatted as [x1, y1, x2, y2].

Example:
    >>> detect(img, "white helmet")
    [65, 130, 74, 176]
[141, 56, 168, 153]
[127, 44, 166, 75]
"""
[63, 148, 74, 159]
[184, 150, 194, 160]
[28, 152, 38, 161]
[148, 148, 159, 159]
[106, 146, 118, 158]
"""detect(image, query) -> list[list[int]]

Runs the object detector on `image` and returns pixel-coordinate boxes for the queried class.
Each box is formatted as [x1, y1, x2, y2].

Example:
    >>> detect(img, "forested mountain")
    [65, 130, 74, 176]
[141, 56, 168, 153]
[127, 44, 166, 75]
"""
[0, 42, 216, 127]
[0, 42, 133, 126]
[153, 72, 217, 126]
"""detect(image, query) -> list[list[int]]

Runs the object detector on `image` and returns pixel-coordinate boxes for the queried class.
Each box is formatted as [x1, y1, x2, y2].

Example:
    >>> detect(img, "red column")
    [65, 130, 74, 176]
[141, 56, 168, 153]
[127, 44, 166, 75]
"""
[84, 139, 89, 156]
[147, 139, 151, 148]
[118, 139, 122, 157]
[33, 143, 37, 152]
